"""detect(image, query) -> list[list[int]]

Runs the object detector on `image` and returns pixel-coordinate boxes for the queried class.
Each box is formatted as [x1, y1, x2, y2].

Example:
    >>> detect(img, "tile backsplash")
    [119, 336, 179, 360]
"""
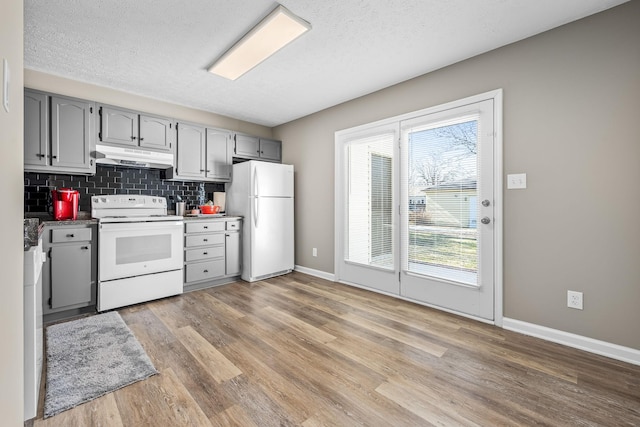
[24, 165, 224, 213]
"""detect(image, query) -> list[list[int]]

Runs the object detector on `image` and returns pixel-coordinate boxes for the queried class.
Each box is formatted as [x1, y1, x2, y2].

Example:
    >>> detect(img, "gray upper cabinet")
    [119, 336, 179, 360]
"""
[234, 134, 260, 159]
[167, 123, 232, 182]
[24, 91, 48, 169]
[99, 106, 138, 146]
[98, 105, 173, 152]
[174, 122, 206, 179]
[206, 128, 233, 181]
[259, 138, 282, 162]
[24, 89, 96, 175]
[139, 115, 174, 151]
[233, 133, 282, 163]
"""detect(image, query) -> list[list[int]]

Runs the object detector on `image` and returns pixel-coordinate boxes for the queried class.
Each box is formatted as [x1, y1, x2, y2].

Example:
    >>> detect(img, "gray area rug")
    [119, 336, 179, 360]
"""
[44, 311, 158, 418]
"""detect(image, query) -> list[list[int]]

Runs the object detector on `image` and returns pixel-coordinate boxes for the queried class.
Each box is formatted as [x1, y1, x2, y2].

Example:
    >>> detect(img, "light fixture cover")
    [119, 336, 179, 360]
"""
[208, 5, 311, 80]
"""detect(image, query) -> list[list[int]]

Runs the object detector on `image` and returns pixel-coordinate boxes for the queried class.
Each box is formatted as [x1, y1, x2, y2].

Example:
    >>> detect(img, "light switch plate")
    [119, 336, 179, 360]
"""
[507, 173, 527, 189]
[2, 58, 9, 113]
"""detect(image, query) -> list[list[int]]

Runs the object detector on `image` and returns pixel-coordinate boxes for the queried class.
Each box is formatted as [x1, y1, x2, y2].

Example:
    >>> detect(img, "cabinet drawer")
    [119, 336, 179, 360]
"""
[185, 246, 225, 262]
[185, 233, 224, 248]
[186, 259, 225, 283]
[226, 221, 240, 231]
[186, 221, 225, 233]
[51, 228, 92, 243]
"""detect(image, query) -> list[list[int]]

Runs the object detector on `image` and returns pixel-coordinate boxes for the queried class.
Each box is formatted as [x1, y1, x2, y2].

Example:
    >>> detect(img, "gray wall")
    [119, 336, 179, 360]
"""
[274, 2, 640, 350]
[0, 0, 24, 424]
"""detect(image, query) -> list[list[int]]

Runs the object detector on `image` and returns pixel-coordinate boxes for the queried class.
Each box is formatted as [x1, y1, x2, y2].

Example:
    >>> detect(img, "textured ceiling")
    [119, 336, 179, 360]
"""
[24, 0, 627, 127]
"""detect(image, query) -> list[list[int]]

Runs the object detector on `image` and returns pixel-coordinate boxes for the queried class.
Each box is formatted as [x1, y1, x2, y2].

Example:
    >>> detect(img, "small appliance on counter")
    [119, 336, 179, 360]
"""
[51, 188, 79, 221]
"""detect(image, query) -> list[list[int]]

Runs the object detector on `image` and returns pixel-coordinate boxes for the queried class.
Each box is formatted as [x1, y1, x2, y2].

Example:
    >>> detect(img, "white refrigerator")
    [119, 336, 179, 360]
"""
[226, 161, 294, 282]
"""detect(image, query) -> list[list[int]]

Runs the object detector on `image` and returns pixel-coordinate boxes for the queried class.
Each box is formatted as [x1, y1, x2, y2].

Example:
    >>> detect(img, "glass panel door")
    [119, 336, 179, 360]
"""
[401, 99, 495, 320]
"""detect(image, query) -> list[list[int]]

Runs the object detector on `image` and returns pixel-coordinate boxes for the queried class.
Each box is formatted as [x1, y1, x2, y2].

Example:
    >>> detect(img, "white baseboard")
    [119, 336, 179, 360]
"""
[294, 265, 335, 282]
[503, 318, 640, 366]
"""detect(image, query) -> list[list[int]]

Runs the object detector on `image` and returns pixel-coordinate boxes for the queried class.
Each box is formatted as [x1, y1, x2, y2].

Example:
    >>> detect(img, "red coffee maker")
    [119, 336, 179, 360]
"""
[51, 188, 79, 221]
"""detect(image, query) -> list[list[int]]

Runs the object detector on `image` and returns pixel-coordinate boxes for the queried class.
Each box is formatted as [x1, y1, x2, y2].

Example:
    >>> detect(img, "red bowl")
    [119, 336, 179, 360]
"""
[200, 205, 220, 214]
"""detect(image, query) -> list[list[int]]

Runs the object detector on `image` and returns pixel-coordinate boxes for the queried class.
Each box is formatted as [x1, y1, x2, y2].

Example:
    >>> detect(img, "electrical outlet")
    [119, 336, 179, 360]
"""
[567, 290, 583, 310]
[312, 247, 317, 257]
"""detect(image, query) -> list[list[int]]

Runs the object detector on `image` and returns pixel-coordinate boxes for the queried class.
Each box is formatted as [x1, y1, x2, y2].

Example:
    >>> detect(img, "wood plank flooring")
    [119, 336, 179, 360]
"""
[32, 272, 640, 426]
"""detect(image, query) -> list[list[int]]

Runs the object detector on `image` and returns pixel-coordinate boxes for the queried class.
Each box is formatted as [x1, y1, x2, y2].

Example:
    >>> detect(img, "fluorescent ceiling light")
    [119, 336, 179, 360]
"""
[208, 5, 311, 80]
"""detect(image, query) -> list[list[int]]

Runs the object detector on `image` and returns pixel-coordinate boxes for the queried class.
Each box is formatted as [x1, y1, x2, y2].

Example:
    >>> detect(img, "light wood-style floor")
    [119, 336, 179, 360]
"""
[32, 272, 640, 426]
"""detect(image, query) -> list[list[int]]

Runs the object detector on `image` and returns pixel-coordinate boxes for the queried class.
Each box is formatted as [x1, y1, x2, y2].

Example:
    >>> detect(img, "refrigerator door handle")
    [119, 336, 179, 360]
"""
[253, 166, 259, 197]
[254, 197, 259, 228]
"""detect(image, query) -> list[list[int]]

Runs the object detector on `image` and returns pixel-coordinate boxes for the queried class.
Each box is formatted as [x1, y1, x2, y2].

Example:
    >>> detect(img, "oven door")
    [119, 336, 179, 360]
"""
[99, 220, 183, 281]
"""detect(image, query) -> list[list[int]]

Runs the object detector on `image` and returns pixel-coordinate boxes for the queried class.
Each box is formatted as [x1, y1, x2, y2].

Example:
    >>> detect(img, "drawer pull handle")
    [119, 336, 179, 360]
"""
[203, 269, 209, 273]
[81, 246, 89, 250]
[203, 226, 208, 229]
[203, 252, 208, 255]
[67, 234, 75, 238]
[203, 238, 208, 242]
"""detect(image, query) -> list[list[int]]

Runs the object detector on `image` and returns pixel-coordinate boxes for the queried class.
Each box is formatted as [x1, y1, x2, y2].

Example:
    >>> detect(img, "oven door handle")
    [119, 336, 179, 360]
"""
[99, 221, 184, 233]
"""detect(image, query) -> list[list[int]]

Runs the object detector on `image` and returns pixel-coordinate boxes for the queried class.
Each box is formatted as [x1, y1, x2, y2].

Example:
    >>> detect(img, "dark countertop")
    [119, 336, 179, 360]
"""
[182, 215, 242, 221]
[24, 212, 98, 250]
[23, 212, 240, 249]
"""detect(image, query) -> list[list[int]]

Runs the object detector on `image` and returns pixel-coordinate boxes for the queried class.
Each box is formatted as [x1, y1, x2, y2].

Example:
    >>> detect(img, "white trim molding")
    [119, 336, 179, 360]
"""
[503, 318, 640, 366]
[294, 265, 336, 282]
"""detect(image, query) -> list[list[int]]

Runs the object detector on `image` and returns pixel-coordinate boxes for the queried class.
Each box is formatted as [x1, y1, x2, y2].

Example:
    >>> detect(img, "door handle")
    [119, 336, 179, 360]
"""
[481, 217, 491, 225]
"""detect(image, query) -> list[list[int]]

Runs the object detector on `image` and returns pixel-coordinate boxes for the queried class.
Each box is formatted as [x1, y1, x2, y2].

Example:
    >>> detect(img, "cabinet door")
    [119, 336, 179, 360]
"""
[206, 128, 232, 181]
[140, 114, 173, 151]
[100, 106, 138, 146]
[259, 138, 282, 162]
[51, 96, 95, 173]
[225, 231, 241, 276]
[50, 244, 92, 309]
[24, 91, 49, 169]
[176, 123, 206, 179]
[234, 134, 260, 159]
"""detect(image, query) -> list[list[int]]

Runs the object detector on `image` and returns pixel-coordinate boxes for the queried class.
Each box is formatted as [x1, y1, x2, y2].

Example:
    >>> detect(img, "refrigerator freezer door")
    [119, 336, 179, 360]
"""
[247, 196, 294, 280]
[251, 161, 294, 198]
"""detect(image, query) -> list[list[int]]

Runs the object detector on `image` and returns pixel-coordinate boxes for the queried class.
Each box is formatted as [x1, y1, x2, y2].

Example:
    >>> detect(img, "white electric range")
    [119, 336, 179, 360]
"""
[92, 195, 184, 311]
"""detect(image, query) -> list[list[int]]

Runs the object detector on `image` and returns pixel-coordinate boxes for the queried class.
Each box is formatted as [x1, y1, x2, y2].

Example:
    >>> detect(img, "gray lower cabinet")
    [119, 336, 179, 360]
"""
[24, 89, 96, 174]
[42, 224, 97, 320]
[98, 104, 174, 152]
[183, 219, 242, 290]
[233, 133, 282, 163]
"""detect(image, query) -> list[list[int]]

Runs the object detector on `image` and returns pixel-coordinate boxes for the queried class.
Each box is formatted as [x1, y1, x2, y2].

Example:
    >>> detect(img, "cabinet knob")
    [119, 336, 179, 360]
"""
[36, 154, 45, 158]
[203, 269, 209, 273]
[203, 238, 208, 242]
[66, 234, 74, 238]
[131, 136, 136, 140]
[51, 155, 58, 159]
[203, 252, 208, 255]
[203, 226, 208, 229]
[81, 246, 89, 250]
[139, 137, 144, 141]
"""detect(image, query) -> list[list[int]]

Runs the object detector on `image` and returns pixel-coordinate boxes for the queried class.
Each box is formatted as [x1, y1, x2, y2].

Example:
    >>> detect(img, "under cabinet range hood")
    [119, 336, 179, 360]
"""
[95, 144, 174, 169]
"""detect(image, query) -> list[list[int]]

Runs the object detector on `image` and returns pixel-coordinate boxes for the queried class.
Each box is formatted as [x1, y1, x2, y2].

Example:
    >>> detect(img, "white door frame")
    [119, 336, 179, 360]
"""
[335, 89, 503, 326]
